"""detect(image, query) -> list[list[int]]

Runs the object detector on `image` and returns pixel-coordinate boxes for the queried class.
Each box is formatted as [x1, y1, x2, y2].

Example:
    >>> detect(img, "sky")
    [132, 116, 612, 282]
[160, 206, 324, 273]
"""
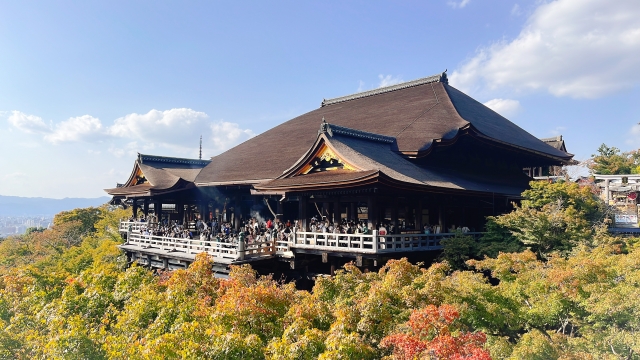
[1, 0, 640, 198]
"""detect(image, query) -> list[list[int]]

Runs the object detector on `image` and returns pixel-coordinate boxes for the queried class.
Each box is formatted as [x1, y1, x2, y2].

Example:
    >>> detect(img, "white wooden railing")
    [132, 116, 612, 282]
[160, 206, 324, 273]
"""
[120, 221, 482, 260]
[292, 230, 484, 254]
[121, 221, 275, 261]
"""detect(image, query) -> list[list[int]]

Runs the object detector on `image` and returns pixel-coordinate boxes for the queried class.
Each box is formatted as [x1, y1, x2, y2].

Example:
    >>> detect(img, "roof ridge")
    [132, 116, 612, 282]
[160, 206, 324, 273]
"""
[321, 71, 448, 107]
[138, 153, 211, 166]
[540, 135, 562, 142]
[320, 120, 396, 144]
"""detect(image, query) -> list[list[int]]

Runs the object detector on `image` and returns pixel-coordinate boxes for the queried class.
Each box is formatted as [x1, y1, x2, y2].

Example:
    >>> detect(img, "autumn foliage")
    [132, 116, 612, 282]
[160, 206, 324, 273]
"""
[381, 305, 491, 360]
[1, 184, 640, 359]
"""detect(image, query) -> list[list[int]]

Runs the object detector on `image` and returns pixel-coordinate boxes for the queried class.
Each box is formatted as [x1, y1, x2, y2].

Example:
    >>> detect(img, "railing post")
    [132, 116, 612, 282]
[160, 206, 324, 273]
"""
[372, 230, 378, 253]
[292, 227, 297, 250]
[237, 237, 245, 261]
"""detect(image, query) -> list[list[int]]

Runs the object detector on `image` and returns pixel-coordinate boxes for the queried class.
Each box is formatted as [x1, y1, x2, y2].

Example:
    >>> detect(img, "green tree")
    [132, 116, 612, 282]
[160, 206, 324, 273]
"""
[440, 232, 477, 270]
[54, 207, 103, 236]
[589, 143, 640, 175]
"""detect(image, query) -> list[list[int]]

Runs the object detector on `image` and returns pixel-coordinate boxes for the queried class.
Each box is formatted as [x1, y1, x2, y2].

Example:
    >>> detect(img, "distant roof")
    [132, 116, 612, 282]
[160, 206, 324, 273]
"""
[196, 71, 573, 186]
[540, 135, 568, 153]
[105, 154, 210, 197]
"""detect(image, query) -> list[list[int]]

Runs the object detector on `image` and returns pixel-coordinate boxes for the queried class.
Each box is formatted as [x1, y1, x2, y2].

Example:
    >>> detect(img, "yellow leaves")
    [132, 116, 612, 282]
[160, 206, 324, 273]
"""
[468, 249, 539, 281]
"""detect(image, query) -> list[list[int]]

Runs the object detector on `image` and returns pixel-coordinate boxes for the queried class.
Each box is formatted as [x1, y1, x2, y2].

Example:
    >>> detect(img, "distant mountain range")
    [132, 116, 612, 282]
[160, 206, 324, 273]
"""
[0, 195, 112, 216]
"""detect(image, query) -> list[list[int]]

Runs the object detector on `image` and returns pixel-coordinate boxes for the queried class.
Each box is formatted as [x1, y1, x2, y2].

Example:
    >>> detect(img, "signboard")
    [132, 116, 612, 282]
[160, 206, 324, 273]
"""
[615, 214, 638, 225]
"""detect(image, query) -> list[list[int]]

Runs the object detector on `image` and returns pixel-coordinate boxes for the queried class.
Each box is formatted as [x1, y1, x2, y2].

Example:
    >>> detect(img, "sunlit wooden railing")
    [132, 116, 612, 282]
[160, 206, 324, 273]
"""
[120, 220, 482, 260]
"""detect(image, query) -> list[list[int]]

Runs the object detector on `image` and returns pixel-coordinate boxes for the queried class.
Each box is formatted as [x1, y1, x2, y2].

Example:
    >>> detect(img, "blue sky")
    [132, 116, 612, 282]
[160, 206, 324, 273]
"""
[1, 0, 639, 198]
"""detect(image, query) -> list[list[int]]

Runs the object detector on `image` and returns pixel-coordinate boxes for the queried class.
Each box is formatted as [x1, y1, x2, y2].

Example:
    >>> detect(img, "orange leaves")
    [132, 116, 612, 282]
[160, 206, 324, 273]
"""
[408, 304, 459, 339]
[381, 305, 491, 360]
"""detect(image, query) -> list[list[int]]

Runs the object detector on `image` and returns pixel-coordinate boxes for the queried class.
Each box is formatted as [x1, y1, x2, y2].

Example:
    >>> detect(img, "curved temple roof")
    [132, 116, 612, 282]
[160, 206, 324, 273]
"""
[196, 71, 572, 186]
[105, 154, 211, 197]
[254, 122, 529, 196]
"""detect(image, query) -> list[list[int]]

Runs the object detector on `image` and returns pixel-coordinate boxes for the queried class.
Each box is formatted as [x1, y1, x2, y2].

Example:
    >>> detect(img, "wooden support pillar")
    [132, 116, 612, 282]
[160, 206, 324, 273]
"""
[154, 201, 161, 222]
[276, 200, 283, 222]
[234, 196, 241, 230]
[199, 201, 206, 221]
[162, 258, 169, 270]
[333, 200, 341, 223]
[176, 202, 184, 224]
[143, 199, 149, 217]
[132, 200, 138, 218]
[367, 196, 377, 229]
[438, 203, 443, 234]
[349, 201, 358, 222]
[391, 199, 399, 233]
[416, 199, 423, 231]
[322, 202, 329, 221]
[298, 196, 308, 231]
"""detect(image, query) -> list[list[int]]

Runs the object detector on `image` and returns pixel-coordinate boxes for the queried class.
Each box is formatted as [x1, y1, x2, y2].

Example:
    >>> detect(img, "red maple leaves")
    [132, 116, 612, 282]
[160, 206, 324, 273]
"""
[380, 304, 491, 360]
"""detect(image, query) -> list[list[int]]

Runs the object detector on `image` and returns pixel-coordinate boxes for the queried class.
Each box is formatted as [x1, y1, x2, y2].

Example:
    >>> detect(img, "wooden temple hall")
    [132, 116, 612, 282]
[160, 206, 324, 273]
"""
[107, 71, 574, 276]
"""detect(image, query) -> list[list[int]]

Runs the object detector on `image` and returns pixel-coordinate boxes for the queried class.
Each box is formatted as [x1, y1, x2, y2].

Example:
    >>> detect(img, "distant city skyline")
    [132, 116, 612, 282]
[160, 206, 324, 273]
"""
[1, 0, 640, 198]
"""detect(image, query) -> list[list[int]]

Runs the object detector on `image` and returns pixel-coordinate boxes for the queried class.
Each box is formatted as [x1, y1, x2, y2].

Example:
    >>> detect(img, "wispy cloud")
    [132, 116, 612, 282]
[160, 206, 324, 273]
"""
[550, 126, 567, 136]
[2, 172, 27, 180]
[447, 0, 470, 9]
[626, 123, 640, 147]
[483, 98, 521, 118]
[378, 74, 404, 88]
[511, 3, 522, 16]
[7, 111, 50, 134]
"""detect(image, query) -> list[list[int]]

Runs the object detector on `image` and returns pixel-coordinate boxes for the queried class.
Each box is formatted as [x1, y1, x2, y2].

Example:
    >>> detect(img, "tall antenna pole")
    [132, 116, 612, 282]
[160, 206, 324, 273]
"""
[199, 135, 202, 160]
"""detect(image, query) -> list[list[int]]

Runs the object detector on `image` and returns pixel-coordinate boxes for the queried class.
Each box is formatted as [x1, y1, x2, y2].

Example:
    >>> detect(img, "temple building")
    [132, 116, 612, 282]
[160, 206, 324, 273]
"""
[107, 71, 573, 275]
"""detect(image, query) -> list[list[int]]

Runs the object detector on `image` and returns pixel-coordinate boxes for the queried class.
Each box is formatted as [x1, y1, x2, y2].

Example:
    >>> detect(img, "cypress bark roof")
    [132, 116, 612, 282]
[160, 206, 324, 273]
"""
[105, 154, 210, 197]
[196, 72, 572, 186]
[254, 124, 529, 196]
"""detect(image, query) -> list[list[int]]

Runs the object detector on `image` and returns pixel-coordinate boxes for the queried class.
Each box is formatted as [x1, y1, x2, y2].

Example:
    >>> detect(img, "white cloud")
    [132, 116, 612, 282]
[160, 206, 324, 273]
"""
[357, 80, 366, 92]
[447, 0, 470, 9]
[511, 4, 522, 16]
[208, 121, 255, 154]
[7, 111, 50, 134]
[483, 98, 521, 118]
[108, 108, 209, 150]
[44, 115, 103, 144]
[108, 108, 254, 156]
[627, 123, 640, 147]
[378, 74, 403, 88]
[108, 141, 155, 158]
[2, 172, 27, 180]
[450, 0, 640, 98]
[550, 126, 567, 136]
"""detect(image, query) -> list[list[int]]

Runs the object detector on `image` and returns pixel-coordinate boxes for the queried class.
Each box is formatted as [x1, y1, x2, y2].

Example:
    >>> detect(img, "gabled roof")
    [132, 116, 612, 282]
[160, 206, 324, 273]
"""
[105, 154, 210, 197]
[254, 123, 529, 196]
[196, 71, 573, 186]
[540, 135, 568, 153]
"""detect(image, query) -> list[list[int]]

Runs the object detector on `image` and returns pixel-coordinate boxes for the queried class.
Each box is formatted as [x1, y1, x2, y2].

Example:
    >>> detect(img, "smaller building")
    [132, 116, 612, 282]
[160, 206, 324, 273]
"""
[594, 174, 640, 228]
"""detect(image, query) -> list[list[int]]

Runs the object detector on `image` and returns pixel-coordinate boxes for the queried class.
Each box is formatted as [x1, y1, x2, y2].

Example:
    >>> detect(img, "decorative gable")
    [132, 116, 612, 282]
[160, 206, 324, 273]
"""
[298, 143, 356, 175]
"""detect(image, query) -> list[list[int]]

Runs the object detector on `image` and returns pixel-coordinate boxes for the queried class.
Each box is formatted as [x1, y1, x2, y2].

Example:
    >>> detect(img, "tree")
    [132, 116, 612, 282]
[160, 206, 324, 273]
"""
[440, 232, 477, 270]
[488, 180, 602, 258]
[589, 143, 640, 175]
[380, 304, 491, 360]
[53, 207, 103, 236]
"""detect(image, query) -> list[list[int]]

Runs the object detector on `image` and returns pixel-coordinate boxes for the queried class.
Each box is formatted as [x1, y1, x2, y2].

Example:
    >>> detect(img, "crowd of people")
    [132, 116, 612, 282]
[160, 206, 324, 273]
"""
[125, 213, 473, 248]
[126, 215, 295, 246]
